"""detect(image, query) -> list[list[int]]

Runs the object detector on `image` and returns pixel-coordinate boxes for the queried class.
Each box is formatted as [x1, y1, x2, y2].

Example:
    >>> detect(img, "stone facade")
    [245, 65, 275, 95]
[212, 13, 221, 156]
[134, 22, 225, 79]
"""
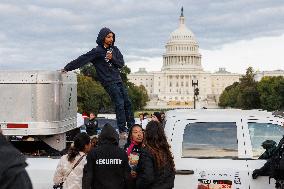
[255, 70, 284, 81]
[128, 10, 241, 109]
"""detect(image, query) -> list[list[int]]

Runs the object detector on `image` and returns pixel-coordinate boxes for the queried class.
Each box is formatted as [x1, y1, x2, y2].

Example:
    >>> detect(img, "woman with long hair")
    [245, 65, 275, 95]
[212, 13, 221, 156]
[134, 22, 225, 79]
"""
[136, 121, 175, 189]
[53, 132, 91, 189]
[124, 124, 144, 189]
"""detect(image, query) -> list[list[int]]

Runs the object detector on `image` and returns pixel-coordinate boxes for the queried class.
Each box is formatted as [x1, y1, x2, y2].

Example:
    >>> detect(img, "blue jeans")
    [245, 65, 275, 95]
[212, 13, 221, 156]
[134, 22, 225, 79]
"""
[104, 82, 135, 133]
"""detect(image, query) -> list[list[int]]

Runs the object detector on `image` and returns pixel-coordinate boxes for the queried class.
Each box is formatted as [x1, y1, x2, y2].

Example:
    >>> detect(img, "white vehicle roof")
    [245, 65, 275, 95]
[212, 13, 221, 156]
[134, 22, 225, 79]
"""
[165, 109, 283, 125]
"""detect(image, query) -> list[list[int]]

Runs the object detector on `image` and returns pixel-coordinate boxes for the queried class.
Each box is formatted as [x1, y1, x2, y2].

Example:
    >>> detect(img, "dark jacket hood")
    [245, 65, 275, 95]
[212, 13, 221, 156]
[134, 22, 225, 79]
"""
[98, 124, 119, 146]
[96, 27, 115, 47]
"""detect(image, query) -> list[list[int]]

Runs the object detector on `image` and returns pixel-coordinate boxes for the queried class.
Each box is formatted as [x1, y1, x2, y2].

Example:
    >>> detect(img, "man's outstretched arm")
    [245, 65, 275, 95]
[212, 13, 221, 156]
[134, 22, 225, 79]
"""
[64, 48, 96, 71]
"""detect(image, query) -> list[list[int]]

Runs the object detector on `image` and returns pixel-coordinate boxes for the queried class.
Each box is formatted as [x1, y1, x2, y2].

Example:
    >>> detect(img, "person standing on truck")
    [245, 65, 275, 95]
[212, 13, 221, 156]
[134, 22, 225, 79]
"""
[53, 133, 91, 189]
[85, 112, 98, 137]
[136, 121, 175, 189]
[62, 27, 135, 138]
[0, 130, 33, 189]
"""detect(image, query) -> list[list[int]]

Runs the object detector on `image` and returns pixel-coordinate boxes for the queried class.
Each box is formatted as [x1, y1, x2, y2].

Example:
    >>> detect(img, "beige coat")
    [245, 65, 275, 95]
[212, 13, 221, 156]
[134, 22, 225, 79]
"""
[53, 152, 87, 189]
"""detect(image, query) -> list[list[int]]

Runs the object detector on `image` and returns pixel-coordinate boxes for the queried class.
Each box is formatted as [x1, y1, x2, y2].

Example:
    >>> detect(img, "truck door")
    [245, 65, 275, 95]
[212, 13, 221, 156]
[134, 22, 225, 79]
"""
[170, 118, 250, 189]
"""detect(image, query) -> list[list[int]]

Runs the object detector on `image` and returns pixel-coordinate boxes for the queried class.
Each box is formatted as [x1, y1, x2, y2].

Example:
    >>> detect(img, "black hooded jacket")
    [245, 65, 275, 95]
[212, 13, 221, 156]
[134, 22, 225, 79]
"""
[83, 124, 130, 189]
[64, 27, 124, 86]
[0, 134, 33, 189]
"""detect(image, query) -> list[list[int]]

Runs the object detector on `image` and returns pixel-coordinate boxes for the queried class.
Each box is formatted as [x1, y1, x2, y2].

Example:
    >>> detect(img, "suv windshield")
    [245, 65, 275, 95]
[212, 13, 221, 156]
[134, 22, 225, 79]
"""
[182, 122, 238, 158]
[248, 122, 284, 159]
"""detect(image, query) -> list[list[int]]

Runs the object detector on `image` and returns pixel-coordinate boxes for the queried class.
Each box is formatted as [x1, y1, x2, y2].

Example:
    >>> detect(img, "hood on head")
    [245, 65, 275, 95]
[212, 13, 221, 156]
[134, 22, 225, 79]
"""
[96, 27, 115, 47]
[98, 123, 119, 146]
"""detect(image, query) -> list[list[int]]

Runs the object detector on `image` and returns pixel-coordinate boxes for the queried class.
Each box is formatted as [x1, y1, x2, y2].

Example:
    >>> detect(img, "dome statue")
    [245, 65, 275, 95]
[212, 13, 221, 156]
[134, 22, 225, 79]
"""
[162, 7, 202, 71]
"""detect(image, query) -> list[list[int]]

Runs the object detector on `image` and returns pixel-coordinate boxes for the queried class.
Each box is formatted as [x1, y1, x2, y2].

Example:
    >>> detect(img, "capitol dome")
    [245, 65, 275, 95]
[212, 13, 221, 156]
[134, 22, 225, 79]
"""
[162, 7, 202, 71]
[169, 26, 196, 43]
[168, 10, 197, 43]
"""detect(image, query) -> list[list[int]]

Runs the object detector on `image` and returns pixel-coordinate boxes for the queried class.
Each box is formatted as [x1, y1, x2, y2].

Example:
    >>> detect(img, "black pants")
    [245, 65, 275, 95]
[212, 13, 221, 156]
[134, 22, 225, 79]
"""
[104, 82, 135, 132]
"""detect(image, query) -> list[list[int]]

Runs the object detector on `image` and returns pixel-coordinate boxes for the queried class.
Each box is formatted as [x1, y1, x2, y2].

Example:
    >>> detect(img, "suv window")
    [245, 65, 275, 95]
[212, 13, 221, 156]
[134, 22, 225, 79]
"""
[248, 122, 284, 159]
[182, 122, 238, 158]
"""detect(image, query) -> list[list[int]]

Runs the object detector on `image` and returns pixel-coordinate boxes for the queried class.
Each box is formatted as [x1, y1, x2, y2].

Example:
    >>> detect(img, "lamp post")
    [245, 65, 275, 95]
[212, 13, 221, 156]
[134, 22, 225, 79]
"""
[192, 79, 199, 109]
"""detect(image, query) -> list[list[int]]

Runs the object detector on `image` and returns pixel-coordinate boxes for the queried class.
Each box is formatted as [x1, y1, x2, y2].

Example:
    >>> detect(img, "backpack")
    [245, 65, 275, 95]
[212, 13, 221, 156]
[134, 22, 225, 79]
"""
[269, 136, 284, 180]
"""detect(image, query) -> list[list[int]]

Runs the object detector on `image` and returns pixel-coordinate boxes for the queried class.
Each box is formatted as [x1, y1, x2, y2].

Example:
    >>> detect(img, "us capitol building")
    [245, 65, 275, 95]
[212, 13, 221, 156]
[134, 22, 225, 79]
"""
[128, 9, 242, 108]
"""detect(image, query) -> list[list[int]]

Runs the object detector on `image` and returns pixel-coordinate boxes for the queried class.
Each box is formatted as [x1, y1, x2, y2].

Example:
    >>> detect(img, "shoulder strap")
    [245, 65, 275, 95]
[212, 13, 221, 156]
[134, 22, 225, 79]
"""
[63, 154, 86, 183]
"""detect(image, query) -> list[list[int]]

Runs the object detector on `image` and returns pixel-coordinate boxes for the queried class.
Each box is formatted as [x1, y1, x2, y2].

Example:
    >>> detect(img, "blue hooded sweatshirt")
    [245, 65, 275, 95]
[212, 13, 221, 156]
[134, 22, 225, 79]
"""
[64, 27, 124, 86]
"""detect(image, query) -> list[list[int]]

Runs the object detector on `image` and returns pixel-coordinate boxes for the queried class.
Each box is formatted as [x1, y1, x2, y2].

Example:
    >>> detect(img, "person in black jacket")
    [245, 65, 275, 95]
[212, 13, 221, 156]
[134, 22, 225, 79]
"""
[83, 123, 130, 189]
[63, 27, 135, 136]
[85, 112, 98, 136]
[0, 131, 33, 189]
[136, 121, 175, 189]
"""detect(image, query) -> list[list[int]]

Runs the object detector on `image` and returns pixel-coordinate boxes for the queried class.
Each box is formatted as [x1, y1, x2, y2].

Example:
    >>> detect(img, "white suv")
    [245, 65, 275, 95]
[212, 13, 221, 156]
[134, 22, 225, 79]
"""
[165, 109, 284, 189]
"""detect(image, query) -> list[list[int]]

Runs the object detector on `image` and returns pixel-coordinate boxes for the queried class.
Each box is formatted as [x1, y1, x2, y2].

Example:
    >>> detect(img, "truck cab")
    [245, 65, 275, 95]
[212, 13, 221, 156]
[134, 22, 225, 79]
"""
[165, 109, 284, 189]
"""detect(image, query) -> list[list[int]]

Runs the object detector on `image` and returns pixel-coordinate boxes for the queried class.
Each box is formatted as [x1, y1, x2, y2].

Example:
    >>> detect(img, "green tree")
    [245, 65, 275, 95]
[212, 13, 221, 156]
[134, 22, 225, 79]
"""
[77, 74, 112, 114]
[237, 67, 260, 109]
[219, 67, 261, 109]
[218, 82, 240, 108]
[128, 83, 149, 111]
[120, 66, 131, 84]
[257, 76, 284, 111]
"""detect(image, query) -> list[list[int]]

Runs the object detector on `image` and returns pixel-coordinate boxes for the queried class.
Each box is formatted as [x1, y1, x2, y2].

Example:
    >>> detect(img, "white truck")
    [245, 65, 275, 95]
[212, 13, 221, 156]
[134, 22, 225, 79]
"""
[0, 70, 77, 151]
[25, 108, 284, 189]
[165, 109, 284, 189]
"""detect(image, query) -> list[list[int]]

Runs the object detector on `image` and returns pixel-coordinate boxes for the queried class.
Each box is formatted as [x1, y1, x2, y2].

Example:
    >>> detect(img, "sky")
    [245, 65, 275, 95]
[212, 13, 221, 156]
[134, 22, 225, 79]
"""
[0, 0, 284, 74]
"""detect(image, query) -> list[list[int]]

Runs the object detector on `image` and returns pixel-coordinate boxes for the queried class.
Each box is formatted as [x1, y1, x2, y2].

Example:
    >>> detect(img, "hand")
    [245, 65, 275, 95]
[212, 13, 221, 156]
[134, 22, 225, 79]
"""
[106, 51, 112, 60]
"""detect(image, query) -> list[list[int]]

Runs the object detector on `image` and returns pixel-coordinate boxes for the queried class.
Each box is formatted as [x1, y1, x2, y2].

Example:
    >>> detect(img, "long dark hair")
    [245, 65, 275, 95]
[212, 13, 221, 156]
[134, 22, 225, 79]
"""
[144, 121, 175, 171]
[68, 132, 90, 162]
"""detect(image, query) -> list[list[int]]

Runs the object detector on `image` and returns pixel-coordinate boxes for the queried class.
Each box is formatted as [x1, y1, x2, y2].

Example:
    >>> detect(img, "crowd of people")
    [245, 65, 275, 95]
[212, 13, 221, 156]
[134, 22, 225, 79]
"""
[58, 26, 175, 188]
[136, 112, 165, 129]
[53, 115, 175, 189]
